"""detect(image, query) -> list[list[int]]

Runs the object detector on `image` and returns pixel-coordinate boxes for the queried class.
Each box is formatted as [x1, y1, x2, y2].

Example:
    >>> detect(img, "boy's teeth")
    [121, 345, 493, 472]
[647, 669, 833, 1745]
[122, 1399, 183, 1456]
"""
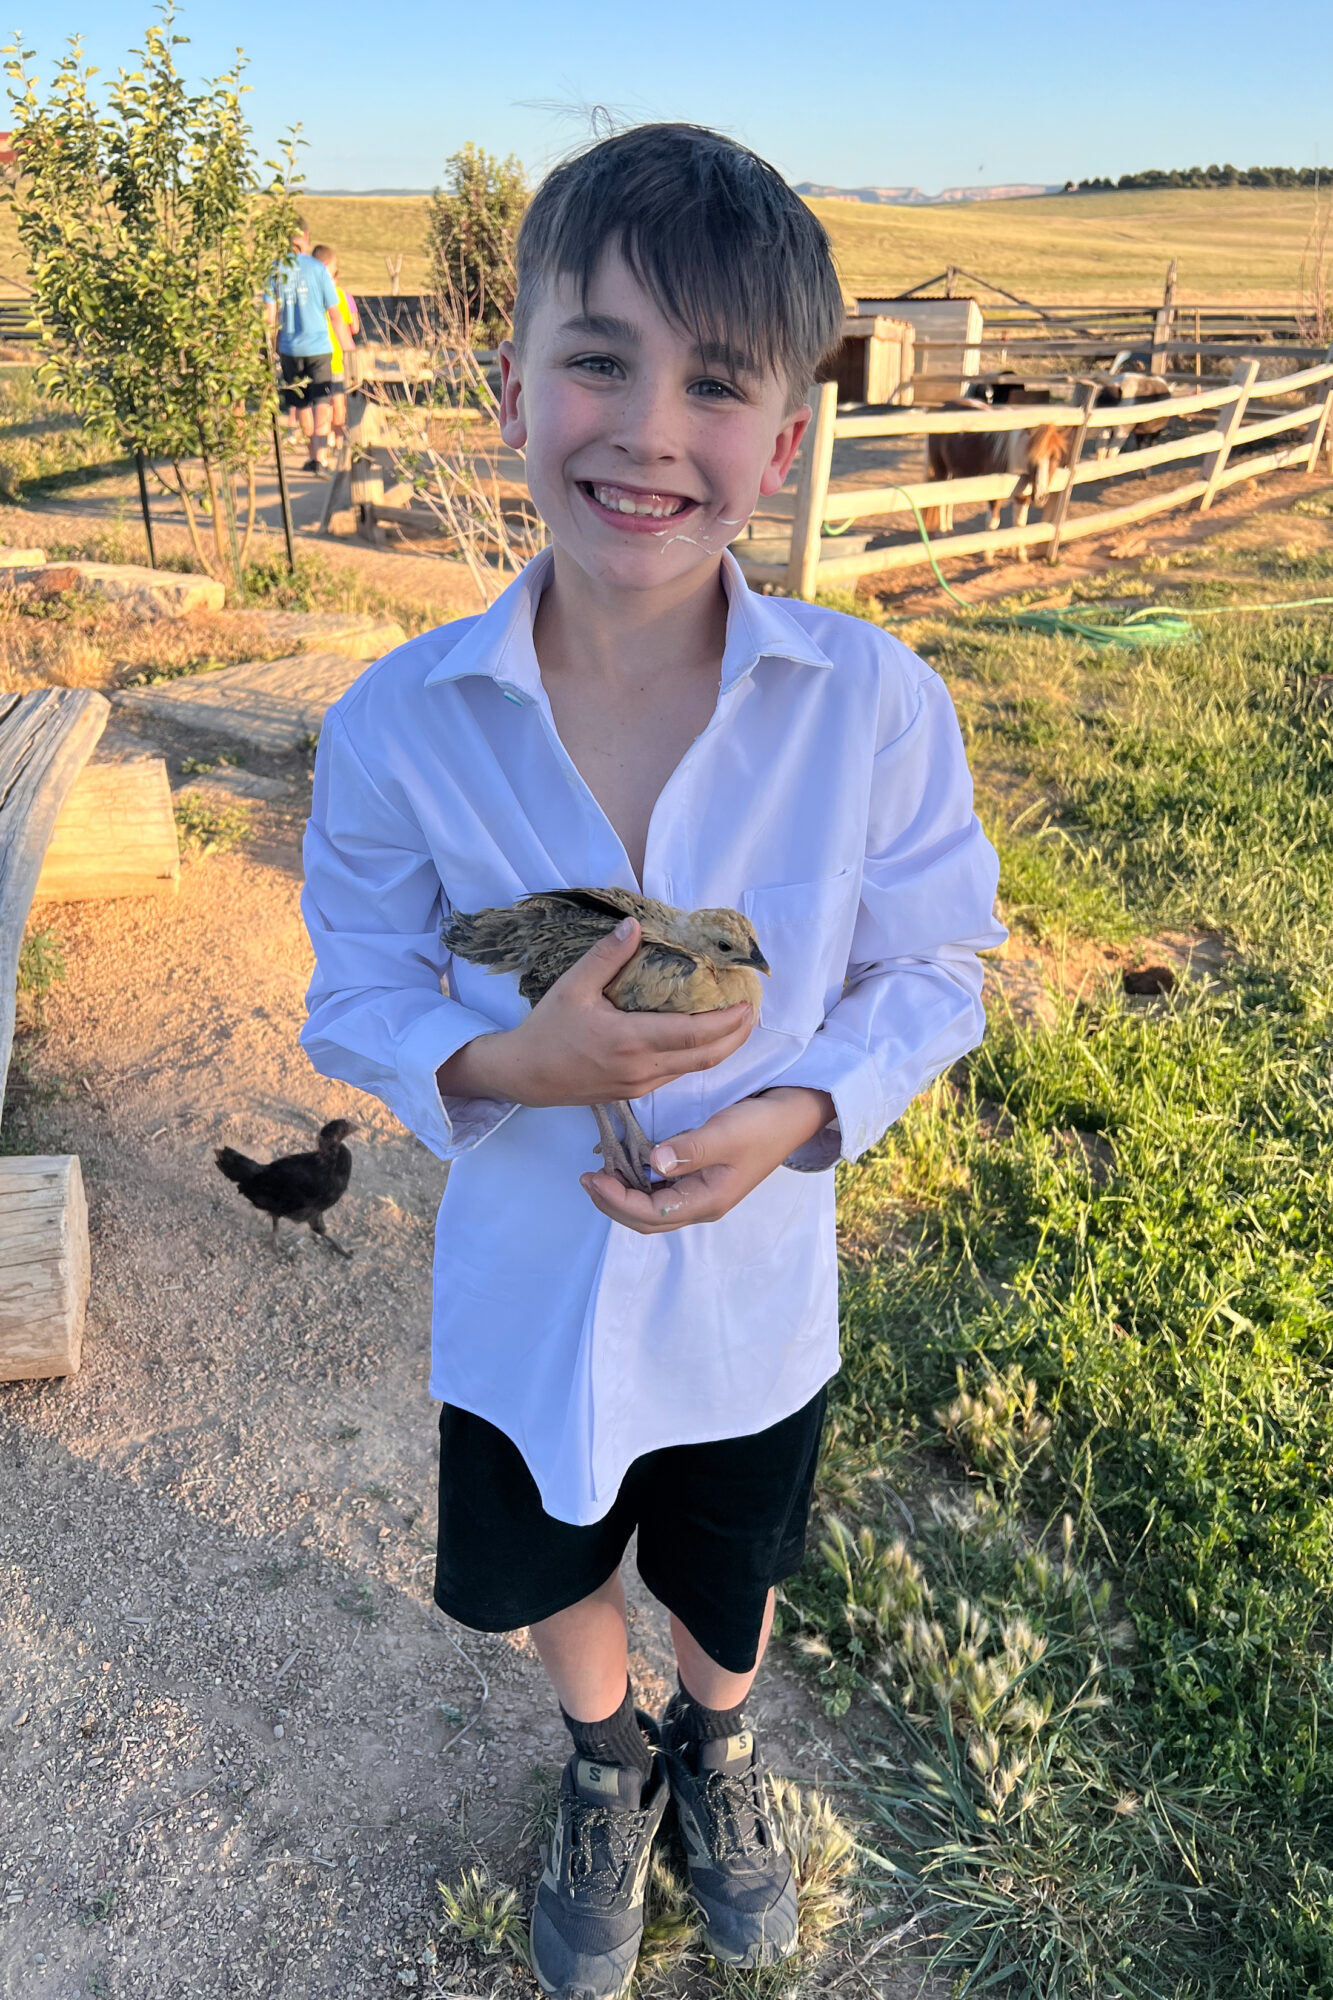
[591, 485, 686, 518]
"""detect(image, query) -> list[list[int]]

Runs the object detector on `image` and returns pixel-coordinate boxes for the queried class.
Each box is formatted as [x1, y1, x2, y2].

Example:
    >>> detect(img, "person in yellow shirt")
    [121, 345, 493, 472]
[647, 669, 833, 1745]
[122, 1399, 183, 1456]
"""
[313, 245, 359, 455]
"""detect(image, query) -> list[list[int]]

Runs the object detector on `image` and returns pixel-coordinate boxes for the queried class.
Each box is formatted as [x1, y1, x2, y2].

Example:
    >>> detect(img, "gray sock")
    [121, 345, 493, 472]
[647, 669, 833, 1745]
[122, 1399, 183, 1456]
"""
[561, 1680, 654, 1779]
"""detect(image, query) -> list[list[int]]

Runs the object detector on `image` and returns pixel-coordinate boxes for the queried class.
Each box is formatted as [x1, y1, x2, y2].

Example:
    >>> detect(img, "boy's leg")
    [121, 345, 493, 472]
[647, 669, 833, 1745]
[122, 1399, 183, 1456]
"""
[433, 1408, 666, 2000]
[637, 1391, 829, 1970]
[530, 1570, 655, 1778]
[529, 1569, 632, 1723]
[669, 1588, 775, 1713]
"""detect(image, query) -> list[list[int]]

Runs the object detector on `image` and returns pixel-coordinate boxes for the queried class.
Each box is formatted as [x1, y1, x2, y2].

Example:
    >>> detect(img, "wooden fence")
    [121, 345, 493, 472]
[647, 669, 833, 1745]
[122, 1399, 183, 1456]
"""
[735, 352, 1333, 599]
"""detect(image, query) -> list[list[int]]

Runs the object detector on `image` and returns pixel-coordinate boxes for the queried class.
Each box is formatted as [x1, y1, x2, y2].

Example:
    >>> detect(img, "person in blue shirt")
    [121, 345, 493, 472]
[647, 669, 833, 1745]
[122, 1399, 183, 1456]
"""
[263, 226, 342, 474]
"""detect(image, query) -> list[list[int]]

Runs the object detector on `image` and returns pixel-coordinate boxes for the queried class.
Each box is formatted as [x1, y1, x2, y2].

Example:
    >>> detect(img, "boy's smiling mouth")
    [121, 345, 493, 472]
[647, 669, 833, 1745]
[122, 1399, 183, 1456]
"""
[579, 479, 700, 529]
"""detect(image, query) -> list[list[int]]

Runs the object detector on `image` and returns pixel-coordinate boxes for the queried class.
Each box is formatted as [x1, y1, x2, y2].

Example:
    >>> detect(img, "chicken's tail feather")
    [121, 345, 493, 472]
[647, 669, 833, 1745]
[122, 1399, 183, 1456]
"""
[214, 1146, 260, 1186]
[442, 907, 527, 972]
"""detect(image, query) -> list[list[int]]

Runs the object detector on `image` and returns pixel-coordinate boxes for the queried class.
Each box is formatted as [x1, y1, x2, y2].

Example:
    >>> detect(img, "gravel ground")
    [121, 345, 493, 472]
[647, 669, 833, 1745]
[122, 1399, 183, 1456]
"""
[0, 725, 934, 2000]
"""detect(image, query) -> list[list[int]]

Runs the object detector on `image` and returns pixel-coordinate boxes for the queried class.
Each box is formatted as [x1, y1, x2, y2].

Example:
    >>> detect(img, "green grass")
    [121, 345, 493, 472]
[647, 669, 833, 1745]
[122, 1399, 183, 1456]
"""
[172, 794, 253, 856]
[783, 611, 1333, 1996]
[0, 369, 125, 500]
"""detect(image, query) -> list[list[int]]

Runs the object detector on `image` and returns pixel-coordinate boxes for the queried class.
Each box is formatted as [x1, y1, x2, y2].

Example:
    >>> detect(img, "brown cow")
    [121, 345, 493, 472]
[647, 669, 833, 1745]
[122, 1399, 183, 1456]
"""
[924, 406, 1071, 561]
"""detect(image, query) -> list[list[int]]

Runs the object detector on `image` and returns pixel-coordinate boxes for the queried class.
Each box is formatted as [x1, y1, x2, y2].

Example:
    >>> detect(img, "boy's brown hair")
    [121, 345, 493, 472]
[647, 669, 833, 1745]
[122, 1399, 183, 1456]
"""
[512, 123, 844, 403]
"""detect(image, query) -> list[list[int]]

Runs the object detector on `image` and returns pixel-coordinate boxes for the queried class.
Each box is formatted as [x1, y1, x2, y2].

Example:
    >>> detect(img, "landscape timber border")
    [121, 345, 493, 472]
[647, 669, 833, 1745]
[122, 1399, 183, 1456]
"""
[741, 352, 1333, 600]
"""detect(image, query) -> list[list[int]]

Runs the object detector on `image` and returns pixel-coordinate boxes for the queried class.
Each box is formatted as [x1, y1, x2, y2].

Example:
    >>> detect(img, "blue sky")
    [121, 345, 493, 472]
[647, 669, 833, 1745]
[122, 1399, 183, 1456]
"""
[14, 0, 1333, 193]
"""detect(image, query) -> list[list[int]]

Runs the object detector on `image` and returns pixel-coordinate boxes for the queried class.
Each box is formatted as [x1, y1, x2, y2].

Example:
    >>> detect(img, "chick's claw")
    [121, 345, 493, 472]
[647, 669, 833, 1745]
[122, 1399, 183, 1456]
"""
[592, 1101, 654, 1195]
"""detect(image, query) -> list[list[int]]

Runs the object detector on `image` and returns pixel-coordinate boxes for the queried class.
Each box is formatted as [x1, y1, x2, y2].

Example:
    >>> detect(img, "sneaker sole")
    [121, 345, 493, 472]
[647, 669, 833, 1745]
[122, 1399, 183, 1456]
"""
[529, 1929, 639, 2000]
[697, 1918, 800, 1970]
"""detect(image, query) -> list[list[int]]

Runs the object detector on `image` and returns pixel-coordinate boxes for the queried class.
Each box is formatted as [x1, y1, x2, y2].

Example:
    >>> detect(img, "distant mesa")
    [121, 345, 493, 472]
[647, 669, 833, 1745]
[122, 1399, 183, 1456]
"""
[795, 182, 1063, 206]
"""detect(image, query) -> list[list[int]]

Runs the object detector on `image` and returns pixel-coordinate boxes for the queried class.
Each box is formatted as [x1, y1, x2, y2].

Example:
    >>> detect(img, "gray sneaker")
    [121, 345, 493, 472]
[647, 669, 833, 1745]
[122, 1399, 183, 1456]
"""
[660, 1723, 798, 1968]
[530, 1741, 669, 2000]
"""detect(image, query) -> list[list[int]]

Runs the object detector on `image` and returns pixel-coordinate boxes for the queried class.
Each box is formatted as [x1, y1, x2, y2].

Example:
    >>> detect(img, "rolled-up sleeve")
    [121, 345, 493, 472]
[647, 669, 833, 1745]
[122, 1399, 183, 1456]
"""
[300, 706, 516, 1162]
[774, 666, 1006, 1171]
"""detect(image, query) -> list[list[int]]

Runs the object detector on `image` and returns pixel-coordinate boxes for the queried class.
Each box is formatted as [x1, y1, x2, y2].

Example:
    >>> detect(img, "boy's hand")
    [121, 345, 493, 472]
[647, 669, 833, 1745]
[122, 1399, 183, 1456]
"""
[436, 917, 755, 1109]
[580, 1086, 837, 1234]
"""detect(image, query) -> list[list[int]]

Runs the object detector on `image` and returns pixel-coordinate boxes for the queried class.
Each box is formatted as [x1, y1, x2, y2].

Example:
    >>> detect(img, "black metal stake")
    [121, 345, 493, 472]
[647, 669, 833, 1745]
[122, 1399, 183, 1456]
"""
[272, 413, 296, 573]
[135, 450, 157, 569]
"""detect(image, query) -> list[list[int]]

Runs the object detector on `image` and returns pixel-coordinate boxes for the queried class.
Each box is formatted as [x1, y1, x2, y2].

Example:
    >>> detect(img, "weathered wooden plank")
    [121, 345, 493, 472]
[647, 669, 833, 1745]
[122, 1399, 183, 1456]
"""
[0, 1155, 90, 1379]
[0, 689, 109, 1121]
[833, 380, 1241, 444]
[32, 757, 179, 903]
[1212, 441, 1312, 487]
[1231, 402, 1326, 448]
[768, 476, 1213, 584]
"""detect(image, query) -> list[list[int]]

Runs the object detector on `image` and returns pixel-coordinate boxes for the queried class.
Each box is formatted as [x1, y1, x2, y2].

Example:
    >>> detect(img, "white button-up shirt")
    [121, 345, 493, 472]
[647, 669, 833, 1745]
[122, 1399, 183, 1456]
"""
[300, 550, 1005, 1524]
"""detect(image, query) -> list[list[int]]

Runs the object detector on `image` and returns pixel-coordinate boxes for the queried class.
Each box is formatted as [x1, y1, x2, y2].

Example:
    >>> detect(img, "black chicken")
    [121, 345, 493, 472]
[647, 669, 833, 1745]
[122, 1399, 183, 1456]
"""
[214, 1118, 357, 1256]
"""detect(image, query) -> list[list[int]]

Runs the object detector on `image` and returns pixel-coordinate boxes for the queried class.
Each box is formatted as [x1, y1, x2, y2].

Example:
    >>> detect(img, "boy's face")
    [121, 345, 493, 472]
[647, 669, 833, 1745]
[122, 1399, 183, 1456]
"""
[498, 252, 809, 597]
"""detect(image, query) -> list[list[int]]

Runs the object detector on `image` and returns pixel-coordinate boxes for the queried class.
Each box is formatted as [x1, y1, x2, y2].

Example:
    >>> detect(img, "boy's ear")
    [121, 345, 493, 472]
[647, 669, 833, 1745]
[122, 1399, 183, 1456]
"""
[498, 340, 527, 449]
[758, 404, 811, 498]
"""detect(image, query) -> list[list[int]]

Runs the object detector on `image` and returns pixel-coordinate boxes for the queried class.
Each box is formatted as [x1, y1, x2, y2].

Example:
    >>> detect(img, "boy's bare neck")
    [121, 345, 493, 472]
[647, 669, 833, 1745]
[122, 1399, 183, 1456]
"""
[531, 548, 729, 885]
[534, 546, 728, 689]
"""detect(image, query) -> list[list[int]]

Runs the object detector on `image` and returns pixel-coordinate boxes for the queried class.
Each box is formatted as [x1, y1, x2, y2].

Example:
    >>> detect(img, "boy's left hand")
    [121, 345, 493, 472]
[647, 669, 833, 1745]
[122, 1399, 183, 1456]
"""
[580, 1087, 836, 1234]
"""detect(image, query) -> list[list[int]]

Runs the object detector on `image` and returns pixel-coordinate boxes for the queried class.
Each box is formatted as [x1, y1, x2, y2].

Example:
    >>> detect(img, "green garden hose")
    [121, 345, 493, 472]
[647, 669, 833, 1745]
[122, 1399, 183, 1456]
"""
[849, 484, 1333, 649]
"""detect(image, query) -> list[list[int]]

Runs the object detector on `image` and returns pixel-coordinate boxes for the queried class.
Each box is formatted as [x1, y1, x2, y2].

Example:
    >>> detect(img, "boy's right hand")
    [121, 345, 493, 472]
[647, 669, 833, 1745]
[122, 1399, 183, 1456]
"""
[436, 917, 755, 1108]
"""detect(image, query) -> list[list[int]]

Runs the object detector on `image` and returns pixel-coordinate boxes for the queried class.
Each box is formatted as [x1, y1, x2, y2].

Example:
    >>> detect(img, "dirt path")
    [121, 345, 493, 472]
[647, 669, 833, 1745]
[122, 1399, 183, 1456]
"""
[0, 756, 932, 2000]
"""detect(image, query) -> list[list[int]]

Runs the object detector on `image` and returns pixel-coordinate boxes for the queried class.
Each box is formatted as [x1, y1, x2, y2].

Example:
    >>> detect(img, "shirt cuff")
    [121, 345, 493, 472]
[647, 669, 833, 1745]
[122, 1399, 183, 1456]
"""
[765, 1030, 888, 1171]
[396, 1002, 519, 1163]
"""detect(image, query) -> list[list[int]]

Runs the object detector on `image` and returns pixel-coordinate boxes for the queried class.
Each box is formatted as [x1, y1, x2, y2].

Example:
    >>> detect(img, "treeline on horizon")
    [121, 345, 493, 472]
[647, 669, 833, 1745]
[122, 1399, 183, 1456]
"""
[1076, 163, 1328, 190]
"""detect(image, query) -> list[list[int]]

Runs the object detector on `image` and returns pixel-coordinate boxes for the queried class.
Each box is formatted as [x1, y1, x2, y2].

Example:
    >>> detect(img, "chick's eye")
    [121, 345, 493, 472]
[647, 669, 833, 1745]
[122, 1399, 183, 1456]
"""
[715, 938, 733, 952]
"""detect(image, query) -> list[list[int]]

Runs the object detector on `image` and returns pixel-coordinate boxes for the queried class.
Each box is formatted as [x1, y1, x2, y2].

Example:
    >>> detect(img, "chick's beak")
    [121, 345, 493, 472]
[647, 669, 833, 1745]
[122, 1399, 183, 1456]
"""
[748, 943, 771, 974]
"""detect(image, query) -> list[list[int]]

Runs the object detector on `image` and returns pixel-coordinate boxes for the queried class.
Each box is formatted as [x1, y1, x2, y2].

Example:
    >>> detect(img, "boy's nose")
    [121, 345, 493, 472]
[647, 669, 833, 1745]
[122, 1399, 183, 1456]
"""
[608, 380, 682, 464]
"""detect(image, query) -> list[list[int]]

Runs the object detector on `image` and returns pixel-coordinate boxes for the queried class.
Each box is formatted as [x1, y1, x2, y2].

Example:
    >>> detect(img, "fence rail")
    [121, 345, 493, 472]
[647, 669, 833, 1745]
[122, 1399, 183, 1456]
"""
[735, 352, 1333, 599]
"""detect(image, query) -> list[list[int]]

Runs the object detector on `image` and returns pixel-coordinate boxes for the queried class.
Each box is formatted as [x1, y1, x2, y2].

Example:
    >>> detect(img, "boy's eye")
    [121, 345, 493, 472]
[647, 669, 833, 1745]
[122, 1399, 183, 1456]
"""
[690, 377, 742, 402]
[570, 353, 622, 378]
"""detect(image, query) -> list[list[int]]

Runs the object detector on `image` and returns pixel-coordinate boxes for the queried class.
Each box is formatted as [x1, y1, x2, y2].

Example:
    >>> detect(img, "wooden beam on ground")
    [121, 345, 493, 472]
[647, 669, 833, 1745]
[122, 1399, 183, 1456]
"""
[32, 758, 179, 904]
[0, 689, 109, 1122]
[0, 1155, 90, 1380]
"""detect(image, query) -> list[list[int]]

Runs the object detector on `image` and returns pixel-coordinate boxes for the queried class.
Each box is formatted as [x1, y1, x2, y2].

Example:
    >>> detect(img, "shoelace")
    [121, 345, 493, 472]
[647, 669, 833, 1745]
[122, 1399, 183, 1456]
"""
[565, 1800, 645, 1903]
[698, 1765, 775, 1865]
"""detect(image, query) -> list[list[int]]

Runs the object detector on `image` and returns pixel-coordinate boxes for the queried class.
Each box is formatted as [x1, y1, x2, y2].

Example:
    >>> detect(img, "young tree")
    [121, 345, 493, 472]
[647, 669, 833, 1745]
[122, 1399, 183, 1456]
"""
[5, 6, 301, 582]
[425, 143, 526, 347]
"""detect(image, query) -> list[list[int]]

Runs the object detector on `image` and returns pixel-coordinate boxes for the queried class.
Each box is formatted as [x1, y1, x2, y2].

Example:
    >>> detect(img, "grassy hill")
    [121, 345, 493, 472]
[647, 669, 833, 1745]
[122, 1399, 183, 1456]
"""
[813, 185, 1326, 304]
[298, 185, 1323, 305]
[0, 186, 1320, 304]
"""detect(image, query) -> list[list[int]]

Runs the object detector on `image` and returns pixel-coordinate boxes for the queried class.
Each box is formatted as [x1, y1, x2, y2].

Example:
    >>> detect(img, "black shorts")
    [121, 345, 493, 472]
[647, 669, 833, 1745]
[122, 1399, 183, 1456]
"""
[434, 1389, 827, 1674]
[279, 352, 335, 409]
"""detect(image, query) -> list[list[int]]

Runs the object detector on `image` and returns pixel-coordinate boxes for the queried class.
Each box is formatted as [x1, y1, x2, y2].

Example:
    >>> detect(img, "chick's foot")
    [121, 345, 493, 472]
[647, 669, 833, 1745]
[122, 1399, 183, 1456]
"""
[592, 1102, 654, 1195]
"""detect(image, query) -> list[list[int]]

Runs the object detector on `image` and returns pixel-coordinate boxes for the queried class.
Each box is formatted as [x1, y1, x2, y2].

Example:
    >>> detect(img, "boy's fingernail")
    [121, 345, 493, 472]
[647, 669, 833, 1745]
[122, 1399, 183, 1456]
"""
[652, 1145, 678, 1173]
[614, 916, 635, 939]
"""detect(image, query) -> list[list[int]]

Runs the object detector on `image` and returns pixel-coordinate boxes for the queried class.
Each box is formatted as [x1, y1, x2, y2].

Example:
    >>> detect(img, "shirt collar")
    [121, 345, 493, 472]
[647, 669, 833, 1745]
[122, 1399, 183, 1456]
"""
[423, 547, 833, 699]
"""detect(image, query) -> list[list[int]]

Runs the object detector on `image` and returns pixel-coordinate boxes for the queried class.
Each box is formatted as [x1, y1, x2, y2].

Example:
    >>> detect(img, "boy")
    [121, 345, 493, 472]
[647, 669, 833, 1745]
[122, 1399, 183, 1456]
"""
[263, 225, 340, 473]
[301, 124, 1003, 2000]
[312, 243, 360, 450]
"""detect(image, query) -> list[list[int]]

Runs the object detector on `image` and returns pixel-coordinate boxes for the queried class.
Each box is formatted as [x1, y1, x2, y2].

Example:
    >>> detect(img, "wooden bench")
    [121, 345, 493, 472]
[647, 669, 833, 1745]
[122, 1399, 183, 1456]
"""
[0, 688, 108, 1381]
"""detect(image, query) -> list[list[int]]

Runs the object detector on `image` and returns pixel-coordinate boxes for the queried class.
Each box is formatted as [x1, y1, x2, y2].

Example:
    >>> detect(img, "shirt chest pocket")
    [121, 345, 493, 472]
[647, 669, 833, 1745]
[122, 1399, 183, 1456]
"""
[740, 868, 859, 1041]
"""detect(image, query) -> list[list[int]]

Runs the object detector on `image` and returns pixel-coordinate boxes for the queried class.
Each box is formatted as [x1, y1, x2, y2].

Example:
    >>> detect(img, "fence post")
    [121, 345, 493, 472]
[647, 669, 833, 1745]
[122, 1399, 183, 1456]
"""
[1151, 259, 1177, 378]
[786, 380, 838, 600]
[1045, 382, 1097, 565]
[1199, 358, 1259, 511]
[1303, 344, 1333, 471]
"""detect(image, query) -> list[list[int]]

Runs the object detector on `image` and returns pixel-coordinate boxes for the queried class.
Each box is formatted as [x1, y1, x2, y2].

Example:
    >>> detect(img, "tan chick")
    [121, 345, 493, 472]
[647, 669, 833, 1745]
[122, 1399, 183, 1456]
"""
[443, 886, 769, 1190]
